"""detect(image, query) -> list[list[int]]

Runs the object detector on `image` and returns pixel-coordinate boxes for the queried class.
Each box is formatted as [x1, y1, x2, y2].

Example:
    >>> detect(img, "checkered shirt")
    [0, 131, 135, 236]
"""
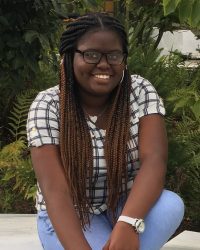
[27, 75, 165, 214]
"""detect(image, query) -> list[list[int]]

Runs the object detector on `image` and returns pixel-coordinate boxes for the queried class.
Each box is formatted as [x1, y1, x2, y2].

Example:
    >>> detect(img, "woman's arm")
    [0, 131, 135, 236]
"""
[121, 113, 167, 218]
[31, 145, 91, 250]
[103, 114, 167, 250]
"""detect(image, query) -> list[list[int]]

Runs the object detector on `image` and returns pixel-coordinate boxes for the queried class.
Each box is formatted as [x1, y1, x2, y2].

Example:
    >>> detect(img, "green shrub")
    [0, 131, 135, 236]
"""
[0, 90, 37, 212]
[166, 75, 200, 224]
[131, 53, 199, 230]
[127, 10, 200, 228]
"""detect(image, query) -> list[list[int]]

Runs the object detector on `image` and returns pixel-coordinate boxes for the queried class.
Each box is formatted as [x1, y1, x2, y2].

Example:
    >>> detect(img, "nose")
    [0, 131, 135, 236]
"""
[96, 54, 110, 68]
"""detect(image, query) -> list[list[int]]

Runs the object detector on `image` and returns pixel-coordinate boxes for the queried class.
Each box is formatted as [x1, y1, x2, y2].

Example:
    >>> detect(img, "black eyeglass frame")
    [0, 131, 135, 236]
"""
[75, 49, 127, 65]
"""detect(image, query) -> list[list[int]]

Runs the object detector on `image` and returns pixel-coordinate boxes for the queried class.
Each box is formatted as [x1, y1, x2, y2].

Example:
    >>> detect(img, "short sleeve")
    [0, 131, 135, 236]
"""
[136, 76, 165, 118]
[26, 87, 60, 147]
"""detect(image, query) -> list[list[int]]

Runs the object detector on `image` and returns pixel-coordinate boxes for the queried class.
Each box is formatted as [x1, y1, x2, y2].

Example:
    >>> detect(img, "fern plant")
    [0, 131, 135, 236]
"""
[8, 89, 38, 141]
[166, 74, 200, 225]
[0, 89, 38, 212]
[127, 12, 200, 227]
[0, 140, 37, 200]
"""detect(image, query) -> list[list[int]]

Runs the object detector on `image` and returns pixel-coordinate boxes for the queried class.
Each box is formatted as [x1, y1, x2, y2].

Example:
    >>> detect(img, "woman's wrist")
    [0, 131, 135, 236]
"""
[115, 221, 139, 237]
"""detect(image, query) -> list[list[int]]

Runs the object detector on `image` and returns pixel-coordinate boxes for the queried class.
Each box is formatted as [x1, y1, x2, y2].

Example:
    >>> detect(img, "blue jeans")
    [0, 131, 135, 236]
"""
[37, 190, 184, 250]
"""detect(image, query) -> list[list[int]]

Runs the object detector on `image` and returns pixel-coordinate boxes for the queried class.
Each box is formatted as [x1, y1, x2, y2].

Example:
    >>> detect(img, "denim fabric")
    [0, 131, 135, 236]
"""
[37, 190, 184, 250]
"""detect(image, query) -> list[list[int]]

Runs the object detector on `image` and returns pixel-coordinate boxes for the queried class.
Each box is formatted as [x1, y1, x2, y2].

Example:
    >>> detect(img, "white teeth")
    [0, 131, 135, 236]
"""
[95, 75, 110, 79]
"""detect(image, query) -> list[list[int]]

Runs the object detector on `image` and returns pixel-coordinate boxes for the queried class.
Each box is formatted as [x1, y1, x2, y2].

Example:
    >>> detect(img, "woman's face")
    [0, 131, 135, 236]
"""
[73, 30, 126, 98]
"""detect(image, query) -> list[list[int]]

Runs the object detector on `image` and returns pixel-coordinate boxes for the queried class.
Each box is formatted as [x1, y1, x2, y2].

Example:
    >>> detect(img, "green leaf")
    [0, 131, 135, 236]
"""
[20, 118, 29, 124]
[24, 30, 40, 44]
[2, 172, 16, 181]
[190, 0, 200, 27]
[27, 59, 40, 73]
[7, 128, 16, 138]
[11, 107, 21, 116]
[17, 131, 27, 136]
[178, 0, 194, 23]
[173, 97, 191, 111]
[8, 116, 20, 125]
[163, 0, 181, 16]
[8, 120, 19, 131]
[190, 101, 200, 120]
[38, 34, 50, 49]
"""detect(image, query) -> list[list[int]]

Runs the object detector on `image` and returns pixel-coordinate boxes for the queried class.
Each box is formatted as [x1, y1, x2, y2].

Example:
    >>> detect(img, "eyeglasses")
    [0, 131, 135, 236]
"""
[75, 49, 126, 65]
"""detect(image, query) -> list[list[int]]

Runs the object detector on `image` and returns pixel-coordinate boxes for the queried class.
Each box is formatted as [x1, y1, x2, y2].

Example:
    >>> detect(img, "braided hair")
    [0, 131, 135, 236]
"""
[59, 13, 132, 228]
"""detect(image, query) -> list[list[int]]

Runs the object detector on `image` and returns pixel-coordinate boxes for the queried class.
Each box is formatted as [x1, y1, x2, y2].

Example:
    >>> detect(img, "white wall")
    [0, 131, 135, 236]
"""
[154, 29, 200, 56]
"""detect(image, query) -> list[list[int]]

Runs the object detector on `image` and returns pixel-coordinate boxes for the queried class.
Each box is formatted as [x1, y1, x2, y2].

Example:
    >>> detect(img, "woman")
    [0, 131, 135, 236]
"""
[27, 13, 184, 250]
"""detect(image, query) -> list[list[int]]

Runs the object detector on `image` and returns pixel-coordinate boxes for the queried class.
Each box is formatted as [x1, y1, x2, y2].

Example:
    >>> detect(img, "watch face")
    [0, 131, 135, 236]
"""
[135, 219, 145, 233]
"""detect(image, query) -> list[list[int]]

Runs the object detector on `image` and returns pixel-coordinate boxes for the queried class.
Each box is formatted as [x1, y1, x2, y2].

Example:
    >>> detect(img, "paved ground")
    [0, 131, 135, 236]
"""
[161, 230, 200, 250]
[0, 214, 42, 250]
[0, 214, 199, 250]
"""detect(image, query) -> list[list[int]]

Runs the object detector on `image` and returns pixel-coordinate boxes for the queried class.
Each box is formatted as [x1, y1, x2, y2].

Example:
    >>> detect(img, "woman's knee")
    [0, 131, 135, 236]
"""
[139, 190, 184, 250]
[159, 190, 185, 221]
[145, 189, 185, 234]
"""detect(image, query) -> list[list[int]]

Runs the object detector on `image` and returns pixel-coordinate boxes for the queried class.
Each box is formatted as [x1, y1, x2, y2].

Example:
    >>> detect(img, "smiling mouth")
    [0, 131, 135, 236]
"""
[94, 74, 110, 79]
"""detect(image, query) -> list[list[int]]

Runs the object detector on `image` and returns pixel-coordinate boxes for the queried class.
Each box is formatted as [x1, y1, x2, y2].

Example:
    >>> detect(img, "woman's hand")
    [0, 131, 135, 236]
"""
[102, 222, 139, 250]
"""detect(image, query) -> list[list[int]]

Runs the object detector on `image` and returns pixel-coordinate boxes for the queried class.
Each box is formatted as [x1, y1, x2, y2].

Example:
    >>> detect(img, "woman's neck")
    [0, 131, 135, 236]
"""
[79, 92, 111, 116]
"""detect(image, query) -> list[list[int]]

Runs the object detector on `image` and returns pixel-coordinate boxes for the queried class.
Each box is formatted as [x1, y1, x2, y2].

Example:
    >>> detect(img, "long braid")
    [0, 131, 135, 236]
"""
[60, 53, 93, 227]
[105, 71, 131, 218]
[59, 13, 131, 227]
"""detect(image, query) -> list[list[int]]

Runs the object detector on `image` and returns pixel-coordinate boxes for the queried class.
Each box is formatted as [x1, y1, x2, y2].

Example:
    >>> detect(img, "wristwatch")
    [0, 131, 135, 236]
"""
[117, 215, 145, 233]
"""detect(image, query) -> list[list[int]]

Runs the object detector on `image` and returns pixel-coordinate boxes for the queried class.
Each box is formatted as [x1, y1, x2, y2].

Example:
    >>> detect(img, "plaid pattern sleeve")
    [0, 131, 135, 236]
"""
[131, 75, 165, 118]
[127, 75, 165, 169]
[27, 85, 60, 147]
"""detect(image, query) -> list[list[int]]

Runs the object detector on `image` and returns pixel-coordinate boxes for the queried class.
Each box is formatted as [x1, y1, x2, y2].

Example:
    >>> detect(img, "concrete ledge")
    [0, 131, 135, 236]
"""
[161, 230, 200, 250]
[0, 214, 42, 250]
[1, 214, 199, 250]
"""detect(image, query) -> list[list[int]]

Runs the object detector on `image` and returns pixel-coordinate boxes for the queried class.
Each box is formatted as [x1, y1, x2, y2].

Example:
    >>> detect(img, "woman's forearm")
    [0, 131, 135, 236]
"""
[30, 146, 91, 250]
[121, 156, 166, 218]
[121, 114, 168, 219]
[44, 190, 91, 250]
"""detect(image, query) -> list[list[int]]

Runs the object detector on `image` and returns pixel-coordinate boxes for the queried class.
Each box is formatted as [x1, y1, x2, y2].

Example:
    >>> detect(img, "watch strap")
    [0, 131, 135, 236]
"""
[117, 215, 138, 226]
[117, 215, 145, 234]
